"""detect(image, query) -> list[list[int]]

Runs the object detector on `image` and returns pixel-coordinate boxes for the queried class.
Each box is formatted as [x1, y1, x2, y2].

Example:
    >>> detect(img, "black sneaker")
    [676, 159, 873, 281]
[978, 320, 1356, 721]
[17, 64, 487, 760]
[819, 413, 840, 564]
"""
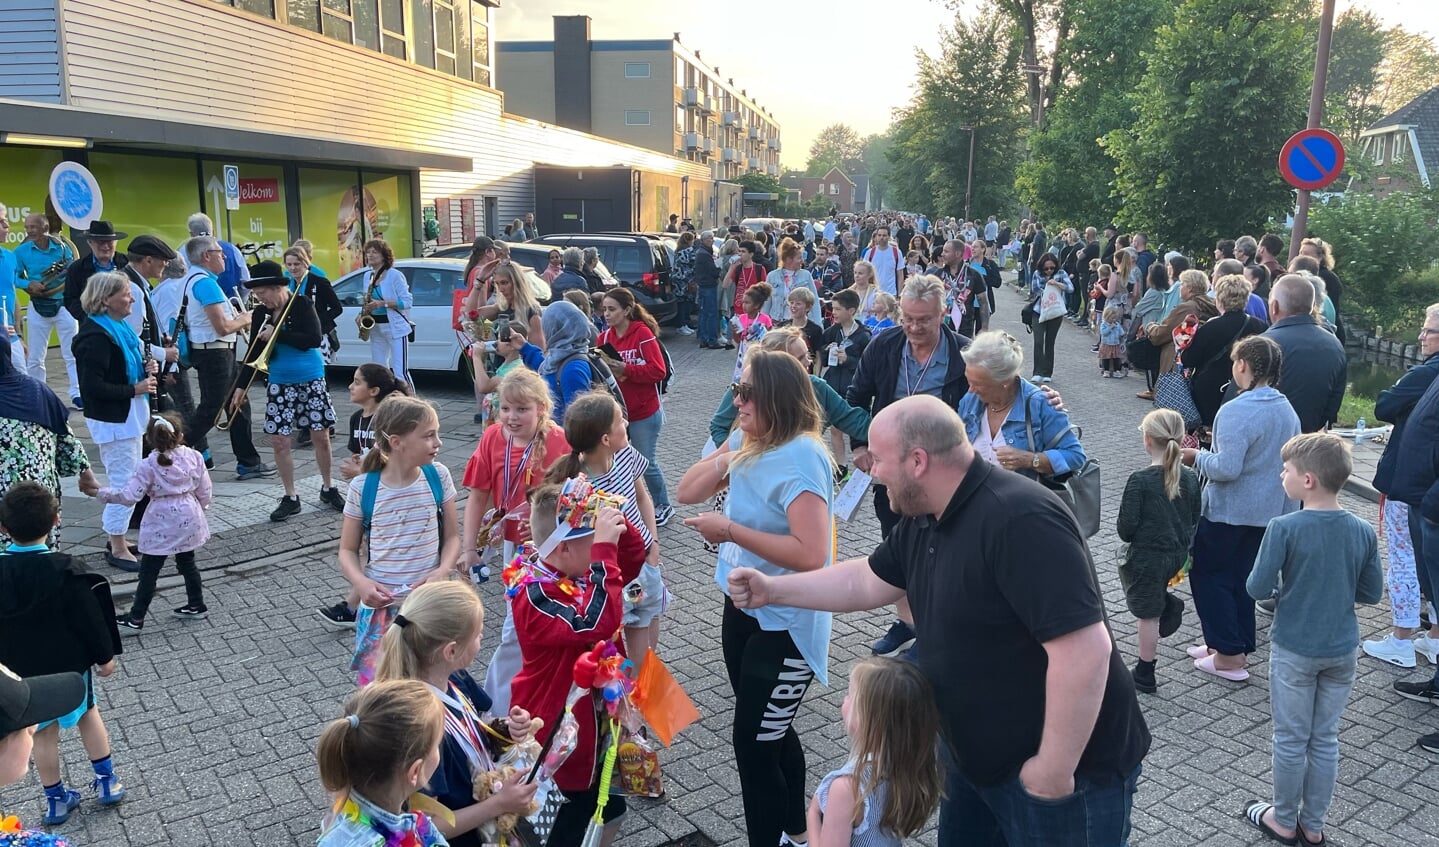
[1132, 660, 1157, 694]
[270, 495, 302, 522]
[116, 613, 143, 635]
[172, 603, 209, 620]
[872, 619, 916, 656]
[1419, 732, 1439, 754]
[316, 602, 357, 630]
[295, 430, 313, 448]
[1395, 679, 1439, 705]
[319, 486, 346, 512]
[1159, 593, 1184, 638]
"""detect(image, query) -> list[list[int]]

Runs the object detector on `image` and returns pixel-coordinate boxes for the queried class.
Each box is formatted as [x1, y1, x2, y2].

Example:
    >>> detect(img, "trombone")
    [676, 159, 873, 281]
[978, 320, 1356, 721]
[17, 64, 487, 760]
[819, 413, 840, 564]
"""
[215, 290, 297, 431]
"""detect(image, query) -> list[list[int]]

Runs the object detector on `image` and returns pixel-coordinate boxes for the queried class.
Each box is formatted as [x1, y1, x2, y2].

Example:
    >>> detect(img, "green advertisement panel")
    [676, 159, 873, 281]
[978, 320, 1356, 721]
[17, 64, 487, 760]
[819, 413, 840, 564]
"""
[0, 147, 64, 249]
[87, 152, 199, 253]
[298, 168, 413, 279]
[200, 160, 290, 265]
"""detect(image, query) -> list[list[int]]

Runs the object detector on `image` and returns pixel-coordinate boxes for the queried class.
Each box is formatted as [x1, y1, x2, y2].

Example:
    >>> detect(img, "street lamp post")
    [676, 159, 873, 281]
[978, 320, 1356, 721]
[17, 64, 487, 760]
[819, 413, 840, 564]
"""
[959, 125, 976, 221]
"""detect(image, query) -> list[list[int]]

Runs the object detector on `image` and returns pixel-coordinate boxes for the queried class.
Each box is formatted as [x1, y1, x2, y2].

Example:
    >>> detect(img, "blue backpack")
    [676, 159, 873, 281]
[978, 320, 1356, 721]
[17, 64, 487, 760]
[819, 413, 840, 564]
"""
[359, 464, 445, 542]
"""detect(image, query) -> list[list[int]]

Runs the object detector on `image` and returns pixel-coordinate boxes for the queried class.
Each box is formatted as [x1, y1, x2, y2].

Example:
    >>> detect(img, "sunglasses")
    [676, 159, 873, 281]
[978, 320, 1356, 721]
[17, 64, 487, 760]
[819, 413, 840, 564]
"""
[730, 381, 754, 403]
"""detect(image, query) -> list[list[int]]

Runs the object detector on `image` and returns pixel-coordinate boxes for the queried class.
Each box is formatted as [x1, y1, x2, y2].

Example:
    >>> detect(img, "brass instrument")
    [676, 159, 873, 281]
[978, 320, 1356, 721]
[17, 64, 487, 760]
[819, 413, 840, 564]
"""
[215, 290, 298, 431]
[32, 234, 78, 298]
[357, 272, 375, 341]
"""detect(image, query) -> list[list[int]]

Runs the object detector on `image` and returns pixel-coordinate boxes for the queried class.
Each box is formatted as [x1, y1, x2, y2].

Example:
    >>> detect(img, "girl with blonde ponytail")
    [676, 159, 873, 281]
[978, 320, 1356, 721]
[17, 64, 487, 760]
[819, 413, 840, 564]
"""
[373, 581, 540, 845]
[1116, 408, 1202, 695]
[338, 394, 460, 686]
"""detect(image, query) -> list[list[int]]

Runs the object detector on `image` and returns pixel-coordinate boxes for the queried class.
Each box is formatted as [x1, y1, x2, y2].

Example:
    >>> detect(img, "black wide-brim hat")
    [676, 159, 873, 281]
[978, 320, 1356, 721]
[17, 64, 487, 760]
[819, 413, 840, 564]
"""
[85, 220, 127, 241]
[243, 259, 288, 288]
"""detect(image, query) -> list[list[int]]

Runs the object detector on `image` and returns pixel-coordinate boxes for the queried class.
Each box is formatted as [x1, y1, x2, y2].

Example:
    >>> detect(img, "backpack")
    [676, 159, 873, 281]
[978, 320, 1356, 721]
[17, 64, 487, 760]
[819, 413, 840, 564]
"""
[359, 464, 445, 543]
[556, 352, 629, 416]
[657, 339, 675, 395]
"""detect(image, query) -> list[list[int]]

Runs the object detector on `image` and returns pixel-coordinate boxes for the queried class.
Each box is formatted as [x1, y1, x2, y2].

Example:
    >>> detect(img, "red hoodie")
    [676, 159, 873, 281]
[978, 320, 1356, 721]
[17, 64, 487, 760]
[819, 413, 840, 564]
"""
[598, 321, 666, 422]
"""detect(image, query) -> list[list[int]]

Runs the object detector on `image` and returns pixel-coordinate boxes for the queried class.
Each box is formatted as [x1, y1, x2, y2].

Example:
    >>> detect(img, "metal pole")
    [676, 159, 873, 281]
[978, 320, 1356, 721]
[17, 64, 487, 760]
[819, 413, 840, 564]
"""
[1289, 0, 1336, 263]
[961, 125, 976, 221]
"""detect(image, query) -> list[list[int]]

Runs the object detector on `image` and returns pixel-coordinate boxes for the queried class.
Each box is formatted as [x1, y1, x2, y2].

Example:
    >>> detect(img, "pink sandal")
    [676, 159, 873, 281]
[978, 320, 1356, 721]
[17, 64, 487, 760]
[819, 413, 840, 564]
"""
[1186, 644, 1213, 660]
[1194, 653, 1249, 682]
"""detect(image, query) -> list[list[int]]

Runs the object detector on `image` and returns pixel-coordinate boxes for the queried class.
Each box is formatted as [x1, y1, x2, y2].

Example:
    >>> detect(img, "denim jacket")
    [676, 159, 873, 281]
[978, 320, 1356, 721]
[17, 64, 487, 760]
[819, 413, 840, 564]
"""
[958, 378, 1085, 478]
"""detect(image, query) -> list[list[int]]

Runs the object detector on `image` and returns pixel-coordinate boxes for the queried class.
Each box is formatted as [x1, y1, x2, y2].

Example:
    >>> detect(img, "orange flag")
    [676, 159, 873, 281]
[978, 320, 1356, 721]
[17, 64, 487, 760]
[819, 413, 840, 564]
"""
[632, 648, 700, 747]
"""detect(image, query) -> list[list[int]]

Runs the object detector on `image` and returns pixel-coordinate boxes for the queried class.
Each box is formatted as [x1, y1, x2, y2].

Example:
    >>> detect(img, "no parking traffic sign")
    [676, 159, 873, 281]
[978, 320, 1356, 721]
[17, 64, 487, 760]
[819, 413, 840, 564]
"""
[1278, 128, 1346, 191]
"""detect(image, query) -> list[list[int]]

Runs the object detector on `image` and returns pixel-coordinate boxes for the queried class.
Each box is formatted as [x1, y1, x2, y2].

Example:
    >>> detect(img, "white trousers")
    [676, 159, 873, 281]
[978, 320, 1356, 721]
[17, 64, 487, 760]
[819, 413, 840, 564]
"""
[370, 331, 414, 389]
[97, 435, 141, 536]
[26, 306, 80, 399]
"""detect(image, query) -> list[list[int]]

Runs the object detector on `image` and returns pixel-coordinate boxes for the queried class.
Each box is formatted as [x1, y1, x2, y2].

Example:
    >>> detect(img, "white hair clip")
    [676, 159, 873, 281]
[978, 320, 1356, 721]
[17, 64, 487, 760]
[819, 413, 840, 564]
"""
[150, 416, 175, 433]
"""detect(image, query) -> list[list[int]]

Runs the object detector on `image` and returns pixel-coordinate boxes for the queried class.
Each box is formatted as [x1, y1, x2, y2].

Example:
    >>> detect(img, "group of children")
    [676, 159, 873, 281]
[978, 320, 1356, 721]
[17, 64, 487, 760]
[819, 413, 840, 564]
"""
[1116, 411, 1381, 845]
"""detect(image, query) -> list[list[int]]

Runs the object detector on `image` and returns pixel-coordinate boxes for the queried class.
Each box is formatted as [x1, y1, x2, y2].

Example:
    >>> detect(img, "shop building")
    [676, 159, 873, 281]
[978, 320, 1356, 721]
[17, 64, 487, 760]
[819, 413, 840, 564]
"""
[0, 0, 722, 277]
[497, 16, 784, 183]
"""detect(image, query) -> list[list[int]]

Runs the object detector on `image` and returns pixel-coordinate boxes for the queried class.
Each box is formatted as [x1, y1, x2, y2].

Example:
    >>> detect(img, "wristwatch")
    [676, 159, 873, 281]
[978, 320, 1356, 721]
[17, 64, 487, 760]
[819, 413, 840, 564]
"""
[1032, 452, 1041, 469]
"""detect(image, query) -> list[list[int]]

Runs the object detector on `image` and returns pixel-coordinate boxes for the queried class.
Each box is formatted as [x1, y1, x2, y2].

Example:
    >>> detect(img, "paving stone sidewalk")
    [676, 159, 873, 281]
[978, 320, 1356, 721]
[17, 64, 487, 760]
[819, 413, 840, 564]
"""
[4, 289, 1438, 846]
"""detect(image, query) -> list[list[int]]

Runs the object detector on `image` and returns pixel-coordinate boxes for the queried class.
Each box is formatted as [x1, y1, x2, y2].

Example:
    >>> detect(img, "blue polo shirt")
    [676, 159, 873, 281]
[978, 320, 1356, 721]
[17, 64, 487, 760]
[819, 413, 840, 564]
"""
[12, 238, 71, 285]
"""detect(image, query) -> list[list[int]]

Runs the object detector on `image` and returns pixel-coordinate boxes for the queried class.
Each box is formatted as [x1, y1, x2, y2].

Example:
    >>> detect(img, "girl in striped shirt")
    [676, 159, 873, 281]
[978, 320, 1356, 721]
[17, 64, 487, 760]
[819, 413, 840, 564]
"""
[547, 390, 667, 669]
[339, 395, 460, 685]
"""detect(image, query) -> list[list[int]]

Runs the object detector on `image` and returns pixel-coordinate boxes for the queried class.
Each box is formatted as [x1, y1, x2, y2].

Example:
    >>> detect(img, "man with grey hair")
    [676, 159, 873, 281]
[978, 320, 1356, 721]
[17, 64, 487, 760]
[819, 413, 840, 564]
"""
[846, 274, 971, 655]
[549, 247, 588, 299]
[178, 236, 271, 479]
[185, 213, 249, 298]
[728, 395, 1149, 845]
[1264, 274, 1346, 433]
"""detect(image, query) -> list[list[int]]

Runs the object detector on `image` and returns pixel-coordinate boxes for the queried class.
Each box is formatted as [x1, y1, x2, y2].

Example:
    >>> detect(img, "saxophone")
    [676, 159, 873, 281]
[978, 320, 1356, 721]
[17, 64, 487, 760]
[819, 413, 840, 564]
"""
[33, 234, 79, 298]
[357, 274, 375, 342]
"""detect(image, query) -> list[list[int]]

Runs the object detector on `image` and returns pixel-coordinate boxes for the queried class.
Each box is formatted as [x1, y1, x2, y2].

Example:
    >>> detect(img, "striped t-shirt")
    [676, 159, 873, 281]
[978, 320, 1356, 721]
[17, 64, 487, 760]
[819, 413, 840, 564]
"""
[344, 462, 456, 592]
[591, 446, 653, 549]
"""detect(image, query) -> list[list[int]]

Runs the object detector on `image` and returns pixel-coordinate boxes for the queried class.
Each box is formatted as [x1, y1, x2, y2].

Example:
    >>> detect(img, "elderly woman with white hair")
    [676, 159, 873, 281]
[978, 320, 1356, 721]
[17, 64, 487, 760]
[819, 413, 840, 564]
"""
[72, 271, 160, 571]
[957, 330, 1085, 483]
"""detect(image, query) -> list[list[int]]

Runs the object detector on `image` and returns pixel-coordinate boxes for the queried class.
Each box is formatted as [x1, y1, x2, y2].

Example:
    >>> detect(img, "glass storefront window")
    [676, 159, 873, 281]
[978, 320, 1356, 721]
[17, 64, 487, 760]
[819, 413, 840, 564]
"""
[0, 148, 64, 248]
[299, 168, 413, 278]
[86, 152, 202, 252]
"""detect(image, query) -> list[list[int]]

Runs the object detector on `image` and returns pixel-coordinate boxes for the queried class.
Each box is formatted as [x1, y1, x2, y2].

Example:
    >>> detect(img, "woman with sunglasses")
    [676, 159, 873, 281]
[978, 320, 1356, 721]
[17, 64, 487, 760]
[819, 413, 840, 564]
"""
[676, 348, 835, 847]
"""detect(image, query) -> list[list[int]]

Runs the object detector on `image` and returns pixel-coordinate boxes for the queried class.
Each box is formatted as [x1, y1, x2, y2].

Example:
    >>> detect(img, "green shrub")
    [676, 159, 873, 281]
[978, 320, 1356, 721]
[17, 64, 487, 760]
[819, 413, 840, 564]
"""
[1308, 188, 1439, 331]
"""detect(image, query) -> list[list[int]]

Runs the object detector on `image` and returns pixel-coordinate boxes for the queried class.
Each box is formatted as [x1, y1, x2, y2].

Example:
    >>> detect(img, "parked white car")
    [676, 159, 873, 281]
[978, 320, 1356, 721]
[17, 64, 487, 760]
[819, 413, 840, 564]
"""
[329, 258, 470, 374]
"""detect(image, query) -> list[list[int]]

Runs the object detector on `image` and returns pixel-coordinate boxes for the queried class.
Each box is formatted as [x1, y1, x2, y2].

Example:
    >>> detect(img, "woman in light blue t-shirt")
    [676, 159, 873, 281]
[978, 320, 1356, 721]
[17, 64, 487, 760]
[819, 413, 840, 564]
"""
[677, 348, 835, 847]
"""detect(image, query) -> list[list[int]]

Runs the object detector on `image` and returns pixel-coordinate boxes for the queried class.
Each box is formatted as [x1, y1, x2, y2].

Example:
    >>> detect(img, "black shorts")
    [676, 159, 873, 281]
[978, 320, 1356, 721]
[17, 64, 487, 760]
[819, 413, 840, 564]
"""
[264, 378, 338, 436]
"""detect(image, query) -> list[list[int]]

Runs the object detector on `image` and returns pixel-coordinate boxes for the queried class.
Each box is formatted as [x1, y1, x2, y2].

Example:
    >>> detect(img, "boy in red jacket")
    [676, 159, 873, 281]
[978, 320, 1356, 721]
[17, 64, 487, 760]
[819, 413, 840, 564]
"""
[508, 481, 637, 847]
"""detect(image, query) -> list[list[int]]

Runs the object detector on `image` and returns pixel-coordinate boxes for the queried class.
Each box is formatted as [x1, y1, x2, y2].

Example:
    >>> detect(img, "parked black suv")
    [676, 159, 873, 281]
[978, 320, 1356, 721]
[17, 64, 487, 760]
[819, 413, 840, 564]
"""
[531, 233, 678, 324]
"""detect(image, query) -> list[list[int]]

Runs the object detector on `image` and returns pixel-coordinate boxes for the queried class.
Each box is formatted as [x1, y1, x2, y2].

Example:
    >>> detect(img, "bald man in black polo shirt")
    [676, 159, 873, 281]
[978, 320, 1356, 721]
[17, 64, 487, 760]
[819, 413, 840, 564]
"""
[728, 395, 1149, 846]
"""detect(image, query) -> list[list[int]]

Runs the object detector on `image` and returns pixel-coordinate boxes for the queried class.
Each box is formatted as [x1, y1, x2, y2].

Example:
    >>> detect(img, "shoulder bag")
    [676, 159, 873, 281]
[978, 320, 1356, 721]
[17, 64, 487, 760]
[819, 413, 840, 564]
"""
[172, 280, 193, 369]
[1155, 317, 1248, 430]
[1022, 397, 1102, 538]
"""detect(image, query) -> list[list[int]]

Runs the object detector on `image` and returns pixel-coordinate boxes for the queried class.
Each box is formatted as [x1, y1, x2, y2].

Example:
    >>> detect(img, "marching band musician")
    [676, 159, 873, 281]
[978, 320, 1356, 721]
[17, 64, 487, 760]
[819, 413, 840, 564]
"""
[229, 262, 342, 522]
[179, 235, 271, 481]
[14, 213, 80, 408]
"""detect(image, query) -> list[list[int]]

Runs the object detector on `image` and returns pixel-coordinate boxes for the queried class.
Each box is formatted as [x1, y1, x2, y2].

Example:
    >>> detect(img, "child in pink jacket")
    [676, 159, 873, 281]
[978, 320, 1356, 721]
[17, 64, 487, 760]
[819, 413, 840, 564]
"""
[97, 412, 213, 634]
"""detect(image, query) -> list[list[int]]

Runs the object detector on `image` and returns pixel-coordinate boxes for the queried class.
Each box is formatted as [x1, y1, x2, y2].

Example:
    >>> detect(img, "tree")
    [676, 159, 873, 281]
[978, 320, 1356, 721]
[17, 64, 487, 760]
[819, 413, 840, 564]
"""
[1324, 10, 1387, 144]
[735, 172, 782, 195]
[860, 133, 893, 209]
[983, 0, 1071, 128]
[1103, 0, 1311, 255]
[1376, 28, 1439, 118]
[806, 124, 863, 176]
[1309, 187, 1439, 330]
[886, 4, 1027, 217]
[1015, 0, 1173, 228]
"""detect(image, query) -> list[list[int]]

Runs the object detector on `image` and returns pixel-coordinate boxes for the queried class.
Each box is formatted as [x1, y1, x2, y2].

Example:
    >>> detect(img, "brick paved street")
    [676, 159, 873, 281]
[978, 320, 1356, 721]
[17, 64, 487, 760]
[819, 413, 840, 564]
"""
[4, 283, 1438, 846]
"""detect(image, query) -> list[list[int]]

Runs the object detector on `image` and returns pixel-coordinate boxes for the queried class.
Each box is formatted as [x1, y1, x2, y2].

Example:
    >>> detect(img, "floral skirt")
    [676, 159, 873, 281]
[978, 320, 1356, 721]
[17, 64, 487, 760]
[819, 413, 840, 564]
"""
[264, 378, 337, 436]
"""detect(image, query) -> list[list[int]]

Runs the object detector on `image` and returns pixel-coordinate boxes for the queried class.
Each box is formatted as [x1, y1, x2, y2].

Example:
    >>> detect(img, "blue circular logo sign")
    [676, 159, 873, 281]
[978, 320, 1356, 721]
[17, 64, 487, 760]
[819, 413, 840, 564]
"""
[48, 163, 103, 229]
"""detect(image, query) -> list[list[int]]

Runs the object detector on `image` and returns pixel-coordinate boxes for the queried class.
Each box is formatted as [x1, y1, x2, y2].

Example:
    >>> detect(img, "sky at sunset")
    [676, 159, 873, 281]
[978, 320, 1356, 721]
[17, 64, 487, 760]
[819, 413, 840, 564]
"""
[494, 0, 1439, 171]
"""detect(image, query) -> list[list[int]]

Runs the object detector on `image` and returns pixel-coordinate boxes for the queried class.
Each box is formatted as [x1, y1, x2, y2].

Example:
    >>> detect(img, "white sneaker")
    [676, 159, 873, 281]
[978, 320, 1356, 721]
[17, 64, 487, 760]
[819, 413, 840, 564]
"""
[1363, 634, 1417, 668]
[1416, 634, 1439, 664]
[676, 326, 695, 336]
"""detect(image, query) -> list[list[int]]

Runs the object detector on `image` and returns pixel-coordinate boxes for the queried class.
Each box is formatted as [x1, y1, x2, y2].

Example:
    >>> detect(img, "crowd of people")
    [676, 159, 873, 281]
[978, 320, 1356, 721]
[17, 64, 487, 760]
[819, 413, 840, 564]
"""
[1, 197, 1438, 847]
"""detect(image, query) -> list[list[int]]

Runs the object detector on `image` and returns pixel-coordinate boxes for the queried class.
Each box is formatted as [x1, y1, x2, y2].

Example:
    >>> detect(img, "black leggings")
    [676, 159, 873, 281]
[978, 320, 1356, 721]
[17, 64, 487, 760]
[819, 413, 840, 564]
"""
[128, 551, 203, 621]
[1033, 317, 1062, 377]
[722, 598, 812, 847]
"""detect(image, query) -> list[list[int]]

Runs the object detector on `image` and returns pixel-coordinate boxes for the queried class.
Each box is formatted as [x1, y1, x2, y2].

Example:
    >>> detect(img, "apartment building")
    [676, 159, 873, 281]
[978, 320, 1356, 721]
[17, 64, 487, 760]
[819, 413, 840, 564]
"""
[497, 16, 783, 183]
[0, 0, 718, 275]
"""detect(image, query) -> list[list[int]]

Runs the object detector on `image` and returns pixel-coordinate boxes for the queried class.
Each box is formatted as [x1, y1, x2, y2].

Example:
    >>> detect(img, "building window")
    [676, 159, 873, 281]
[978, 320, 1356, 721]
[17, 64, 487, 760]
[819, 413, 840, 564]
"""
[829, 183, 839, 195]
[286, 0, 320, 30]
[379, 0, 406, 58]
[320, 0, 355, 44]
[1392, 132, 1408, 163]
[1373, 135, 1386, 165]
[433, 0, 458, 75]
[624, 62, 651, 79]
[625, 110, 652, 126]
[213, 0, 276, 16]
[471, 2, 491, 85]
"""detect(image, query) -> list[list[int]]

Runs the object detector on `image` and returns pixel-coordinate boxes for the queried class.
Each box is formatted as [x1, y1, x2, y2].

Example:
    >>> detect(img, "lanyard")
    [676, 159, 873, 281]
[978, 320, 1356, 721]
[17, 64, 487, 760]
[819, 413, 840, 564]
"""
[502, 435, 538, 508]
[903, 341, 938, 398]
[427, 682, 494, 773]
